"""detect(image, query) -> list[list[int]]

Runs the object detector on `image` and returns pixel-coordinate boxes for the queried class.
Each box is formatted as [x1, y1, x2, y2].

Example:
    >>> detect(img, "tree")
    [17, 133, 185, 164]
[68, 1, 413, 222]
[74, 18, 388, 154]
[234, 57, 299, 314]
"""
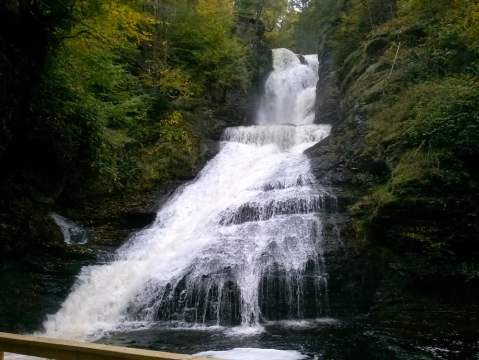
[235, 0, 289, 31]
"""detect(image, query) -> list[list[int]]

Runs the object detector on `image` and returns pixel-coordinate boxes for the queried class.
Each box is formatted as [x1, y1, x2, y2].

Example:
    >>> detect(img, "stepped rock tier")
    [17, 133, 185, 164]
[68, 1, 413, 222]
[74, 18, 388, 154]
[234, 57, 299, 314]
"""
[42, 48, 333, 339]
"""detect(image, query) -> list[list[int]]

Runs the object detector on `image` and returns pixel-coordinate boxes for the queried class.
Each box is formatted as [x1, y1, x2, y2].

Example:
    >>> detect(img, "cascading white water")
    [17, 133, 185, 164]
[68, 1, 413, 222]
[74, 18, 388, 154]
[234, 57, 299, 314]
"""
[257, 50, 318, 126]
[50, 213, 88, 245]
[41, 48, 332, 340]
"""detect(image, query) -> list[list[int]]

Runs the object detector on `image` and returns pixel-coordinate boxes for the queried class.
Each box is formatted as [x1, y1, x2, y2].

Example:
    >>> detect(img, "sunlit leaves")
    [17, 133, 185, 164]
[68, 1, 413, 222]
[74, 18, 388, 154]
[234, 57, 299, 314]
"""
[165, 0, 249, 93]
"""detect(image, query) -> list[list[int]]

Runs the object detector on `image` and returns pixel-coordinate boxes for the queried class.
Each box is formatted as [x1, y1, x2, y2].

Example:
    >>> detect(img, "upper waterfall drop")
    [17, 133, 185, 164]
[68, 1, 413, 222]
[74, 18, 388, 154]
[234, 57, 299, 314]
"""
[40, 48, 332, 341]
[257, 48, 319, 126]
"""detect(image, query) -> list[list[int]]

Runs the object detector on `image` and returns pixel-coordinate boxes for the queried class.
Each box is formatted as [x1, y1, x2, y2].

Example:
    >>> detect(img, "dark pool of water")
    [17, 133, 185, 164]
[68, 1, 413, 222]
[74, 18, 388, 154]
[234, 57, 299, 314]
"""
[2, 255, 479, 359]
[99, 313, 479, 360]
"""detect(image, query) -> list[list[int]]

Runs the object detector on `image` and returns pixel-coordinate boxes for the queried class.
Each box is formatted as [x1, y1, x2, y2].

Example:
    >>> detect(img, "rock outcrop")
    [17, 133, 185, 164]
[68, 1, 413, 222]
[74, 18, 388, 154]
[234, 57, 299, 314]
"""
[306, 18, 479, 319]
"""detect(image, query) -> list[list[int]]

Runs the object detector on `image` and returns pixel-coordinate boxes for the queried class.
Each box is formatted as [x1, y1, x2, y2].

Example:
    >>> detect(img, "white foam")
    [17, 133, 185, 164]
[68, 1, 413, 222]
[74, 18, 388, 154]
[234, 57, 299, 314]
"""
[50, 213, 88, 245]
[195, 348, 309, 360]
[222, 125, 330, 150]
[224, 325, 265, 337]
[257, 49, 319, 126]
[264, 318, 340, 329]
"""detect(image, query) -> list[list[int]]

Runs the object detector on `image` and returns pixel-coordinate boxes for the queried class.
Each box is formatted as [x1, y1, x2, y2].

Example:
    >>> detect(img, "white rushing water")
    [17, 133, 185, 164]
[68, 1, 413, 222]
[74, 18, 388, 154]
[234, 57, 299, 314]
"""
[195, 348, 308, 360]
[40, 48, 332, 342]
[50, 213, 88, 245]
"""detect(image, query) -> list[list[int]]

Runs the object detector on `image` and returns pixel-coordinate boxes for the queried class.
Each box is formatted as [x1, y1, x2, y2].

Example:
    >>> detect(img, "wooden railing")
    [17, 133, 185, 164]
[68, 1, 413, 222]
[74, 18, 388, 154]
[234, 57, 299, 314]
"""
[0, 332, 216, 360]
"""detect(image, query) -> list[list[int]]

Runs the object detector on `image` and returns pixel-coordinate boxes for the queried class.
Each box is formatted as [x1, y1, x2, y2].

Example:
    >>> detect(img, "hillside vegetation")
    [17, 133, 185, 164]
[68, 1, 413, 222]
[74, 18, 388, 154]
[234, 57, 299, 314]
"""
[0, 0, 292, 254]
[300, 0, 479, 287]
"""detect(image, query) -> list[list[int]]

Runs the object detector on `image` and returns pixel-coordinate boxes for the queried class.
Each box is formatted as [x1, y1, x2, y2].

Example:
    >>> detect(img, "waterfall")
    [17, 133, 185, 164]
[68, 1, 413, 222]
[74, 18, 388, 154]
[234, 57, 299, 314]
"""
[50, 213, 88, 245]
[41, 48, 332, 340]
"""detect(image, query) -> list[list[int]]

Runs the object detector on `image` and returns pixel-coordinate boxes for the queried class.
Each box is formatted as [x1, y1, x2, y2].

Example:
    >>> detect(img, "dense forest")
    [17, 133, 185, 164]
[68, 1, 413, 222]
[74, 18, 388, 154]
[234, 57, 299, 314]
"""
[0, 0, 302, 255]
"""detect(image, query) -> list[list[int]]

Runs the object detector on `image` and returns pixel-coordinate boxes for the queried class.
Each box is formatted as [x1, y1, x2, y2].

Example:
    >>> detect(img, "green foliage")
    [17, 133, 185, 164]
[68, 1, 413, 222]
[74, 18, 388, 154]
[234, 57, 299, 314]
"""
[141, 111, 200, 186]
[20, 0, 259, 197]
[264, 8, 299, 49]
[167, 0, 250, 95]
[389, 151, 445, 194]
[0, 0, 271, 254]
[327, 0, 396, 66]
[294, 0, 344, 52]
[235, 0, 289, 30]
[235, 0, 299, 49]
[33, 0, 155, 194]
[352, 184, 396, 217]
[297, 0, 479, 259]
[399, 0, 450, 15]
[406, 77, 479, 157]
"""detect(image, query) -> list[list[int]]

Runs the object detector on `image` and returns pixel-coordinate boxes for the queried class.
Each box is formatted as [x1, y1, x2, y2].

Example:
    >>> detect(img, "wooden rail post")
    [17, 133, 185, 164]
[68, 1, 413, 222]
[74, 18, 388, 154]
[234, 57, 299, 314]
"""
[0, 332, 217, 360]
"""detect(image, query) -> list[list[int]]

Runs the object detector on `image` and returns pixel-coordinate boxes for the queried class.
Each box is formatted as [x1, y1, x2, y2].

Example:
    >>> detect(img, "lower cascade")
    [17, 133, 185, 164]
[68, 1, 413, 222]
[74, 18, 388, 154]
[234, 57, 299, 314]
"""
[41, 48, 333, 339]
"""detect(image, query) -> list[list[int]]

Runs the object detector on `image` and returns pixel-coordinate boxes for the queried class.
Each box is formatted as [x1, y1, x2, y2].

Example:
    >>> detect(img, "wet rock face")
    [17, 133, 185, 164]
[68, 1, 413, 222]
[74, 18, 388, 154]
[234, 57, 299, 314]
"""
[306, 27, 479, 320]
[306, 138, 345, 185]
[304, 38, 391, 316]
[297, 54, 308, 65]
[259, 261, 330, 320]
[306, 137, 379, 315]
[315, 35, 340, 126]
[70, 186, 171, 247]
[147, 261, 330, 326]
